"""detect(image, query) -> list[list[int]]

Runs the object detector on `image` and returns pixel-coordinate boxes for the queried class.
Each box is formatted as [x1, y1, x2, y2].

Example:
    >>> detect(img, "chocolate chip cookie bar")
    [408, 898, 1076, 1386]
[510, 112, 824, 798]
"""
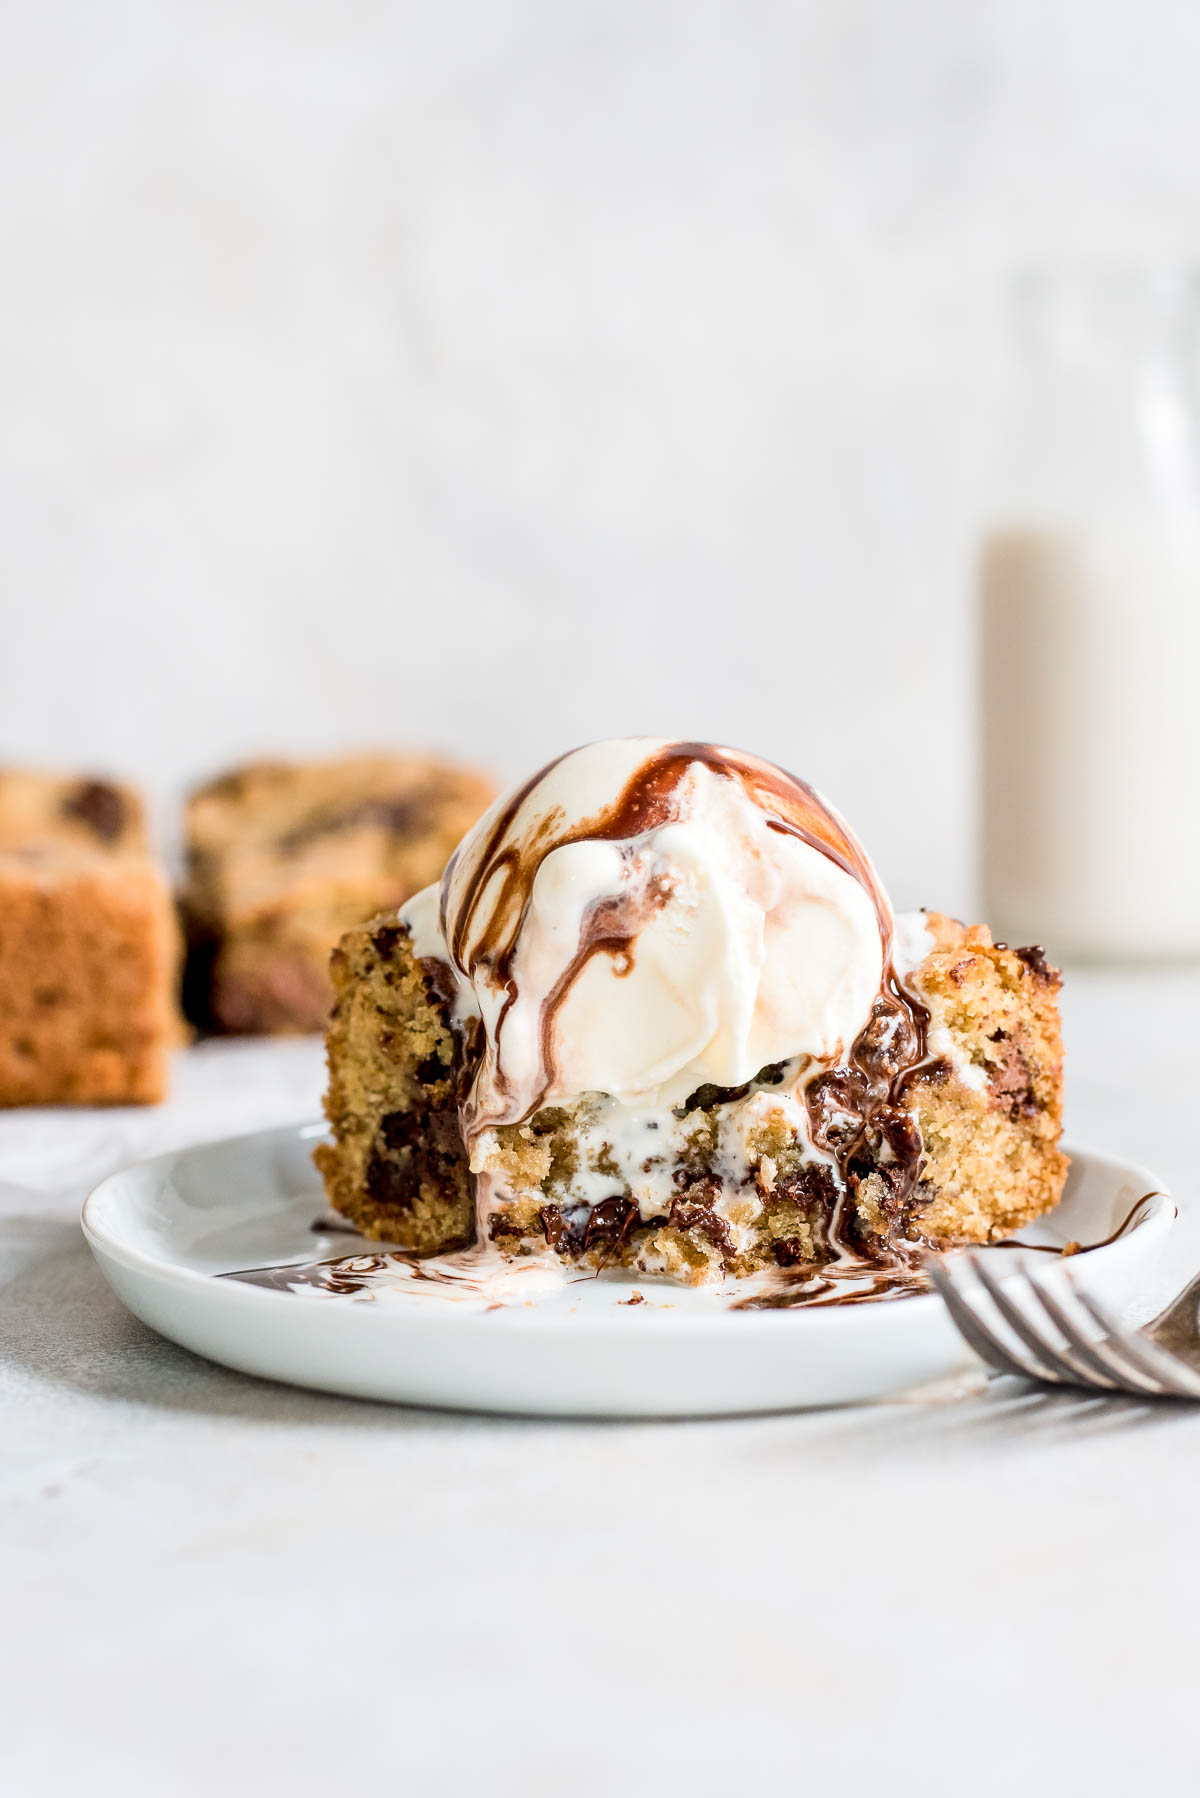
[314, 739, 1067, 1288]
[0, 770, 177, 1106]
[316, 906, 1066, 1282]
[183, 753, 495, 1035]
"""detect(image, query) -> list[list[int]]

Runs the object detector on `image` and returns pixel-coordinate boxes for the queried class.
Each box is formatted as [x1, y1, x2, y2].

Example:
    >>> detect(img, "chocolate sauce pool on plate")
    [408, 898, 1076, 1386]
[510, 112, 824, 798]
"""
[222, 1251, 429, 1297]
[730, 1263, 932, 1311]
[215, 1197, 1158, 1309]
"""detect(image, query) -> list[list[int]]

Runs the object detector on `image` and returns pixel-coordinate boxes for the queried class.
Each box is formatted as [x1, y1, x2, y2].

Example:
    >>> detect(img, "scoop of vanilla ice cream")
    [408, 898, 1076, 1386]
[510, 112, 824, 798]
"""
[404, 739, 891, 1133]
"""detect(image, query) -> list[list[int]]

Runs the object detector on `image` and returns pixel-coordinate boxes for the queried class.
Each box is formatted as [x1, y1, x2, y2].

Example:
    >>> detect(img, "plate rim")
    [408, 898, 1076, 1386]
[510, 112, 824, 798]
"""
[80, 1121, 1179, 1333]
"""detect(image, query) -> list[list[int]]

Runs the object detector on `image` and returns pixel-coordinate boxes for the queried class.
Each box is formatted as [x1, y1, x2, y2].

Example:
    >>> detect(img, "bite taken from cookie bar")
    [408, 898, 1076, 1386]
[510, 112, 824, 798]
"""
[317, 739, 1067, 1287]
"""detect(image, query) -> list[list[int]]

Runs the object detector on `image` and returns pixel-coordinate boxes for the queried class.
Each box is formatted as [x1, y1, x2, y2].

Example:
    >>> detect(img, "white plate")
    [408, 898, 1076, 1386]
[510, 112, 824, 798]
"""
[82, 1124, 1176, 1417]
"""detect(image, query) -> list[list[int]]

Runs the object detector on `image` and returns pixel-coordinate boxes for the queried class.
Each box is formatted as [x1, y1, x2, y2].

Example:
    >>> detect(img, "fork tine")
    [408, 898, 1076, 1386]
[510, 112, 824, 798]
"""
[969, 1255, 1113, 1390]
[1013, 1267, 1169, 1396]
[1144, 1268, 1200, 1352]
[924, 1255, 1053, 1383]
[1065, 1280, 1200, 1399]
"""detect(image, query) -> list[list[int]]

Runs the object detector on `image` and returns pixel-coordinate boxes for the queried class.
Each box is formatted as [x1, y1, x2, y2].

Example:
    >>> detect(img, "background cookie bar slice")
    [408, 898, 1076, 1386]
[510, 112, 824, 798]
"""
[0, 846, 177, 1107]
[316, 910, 1067, 1283]
[0, 766, 174, 1106]
[182, 752, 495, 1036]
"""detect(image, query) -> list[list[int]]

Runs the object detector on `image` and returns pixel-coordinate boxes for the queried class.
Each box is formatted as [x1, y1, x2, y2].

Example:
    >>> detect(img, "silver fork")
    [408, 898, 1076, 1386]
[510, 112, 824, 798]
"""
[926, 1250, 1200, 1399]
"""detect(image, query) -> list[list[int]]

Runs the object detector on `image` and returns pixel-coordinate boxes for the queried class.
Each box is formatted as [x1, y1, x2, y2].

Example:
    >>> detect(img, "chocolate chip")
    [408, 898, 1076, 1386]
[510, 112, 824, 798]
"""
[488, 1213, 529, 1241]
[418, 956, 462, 1028]
[363, 1150, 417, 1211]
[668, 1193, 733, 1252]
[278, 793, 439, 854]
[62, 780, 126, 841]
[881, 1109, 924, 1169]
[805, 1066, 870, 1152]
[774, 1235, 808, 1267]
[363, 1102, 463, 1213]
[674, 1079, 751, 1117]
[365, 795, 436, 835]
[990, 1046, 1038, 1118]
[852, 994, 919, 1081]
[772, 1163, 838, 1213]
[1014, 944, 1057, 982]
[539, 1195, 639, 1256]
[583, 1196, 638, 1251]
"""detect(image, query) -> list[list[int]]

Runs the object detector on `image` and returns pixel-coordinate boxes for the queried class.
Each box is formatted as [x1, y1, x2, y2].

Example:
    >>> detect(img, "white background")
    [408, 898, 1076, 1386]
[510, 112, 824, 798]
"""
[3, 0, 1200, 911]
[5, 14, 1200, 1792]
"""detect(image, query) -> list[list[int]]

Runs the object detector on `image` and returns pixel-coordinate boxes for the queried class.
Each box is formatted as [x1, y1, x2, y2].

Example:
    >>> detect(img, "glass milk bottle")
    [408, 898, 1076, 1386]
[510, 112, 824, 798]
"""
[979, 269, 1200, 959]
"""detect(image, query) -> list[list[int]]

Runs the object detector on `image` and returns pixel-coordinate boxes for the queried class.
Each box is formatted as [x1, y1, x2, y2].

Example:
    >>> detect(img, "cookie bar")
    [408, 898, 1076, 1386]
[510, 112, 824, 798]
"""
[182, 753, 495, 1035]
[316, 909, 1066, 1283]
[0, 770, 176, 1106]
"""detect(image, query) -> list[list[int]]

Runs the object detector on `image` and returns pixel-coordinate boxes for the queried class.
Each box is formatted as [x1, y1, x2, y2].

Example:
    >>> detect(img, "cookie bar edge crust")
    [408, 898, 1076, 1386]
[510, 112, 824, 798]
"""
[0, 857, 177, 1107]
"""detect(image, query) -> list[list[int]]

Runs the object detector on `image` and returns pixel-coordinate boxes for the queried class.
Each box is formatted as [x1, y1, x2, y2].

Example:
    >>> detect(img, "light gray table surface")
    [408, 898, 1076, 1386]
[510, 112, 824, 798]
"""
[2, 970, 1198, 1797]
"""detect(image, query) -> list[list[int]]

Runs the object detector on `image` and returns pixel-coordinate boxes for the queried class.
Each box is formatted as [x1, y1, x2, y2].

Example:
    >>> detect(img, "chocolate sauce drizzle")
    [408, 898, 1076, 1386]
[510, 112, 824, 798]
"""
[221, 1253, 396, 1295]
[805, 975, 937, 1257]
[986, 1195, 1158, 1256]
[220, 1248, 472, 1296]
